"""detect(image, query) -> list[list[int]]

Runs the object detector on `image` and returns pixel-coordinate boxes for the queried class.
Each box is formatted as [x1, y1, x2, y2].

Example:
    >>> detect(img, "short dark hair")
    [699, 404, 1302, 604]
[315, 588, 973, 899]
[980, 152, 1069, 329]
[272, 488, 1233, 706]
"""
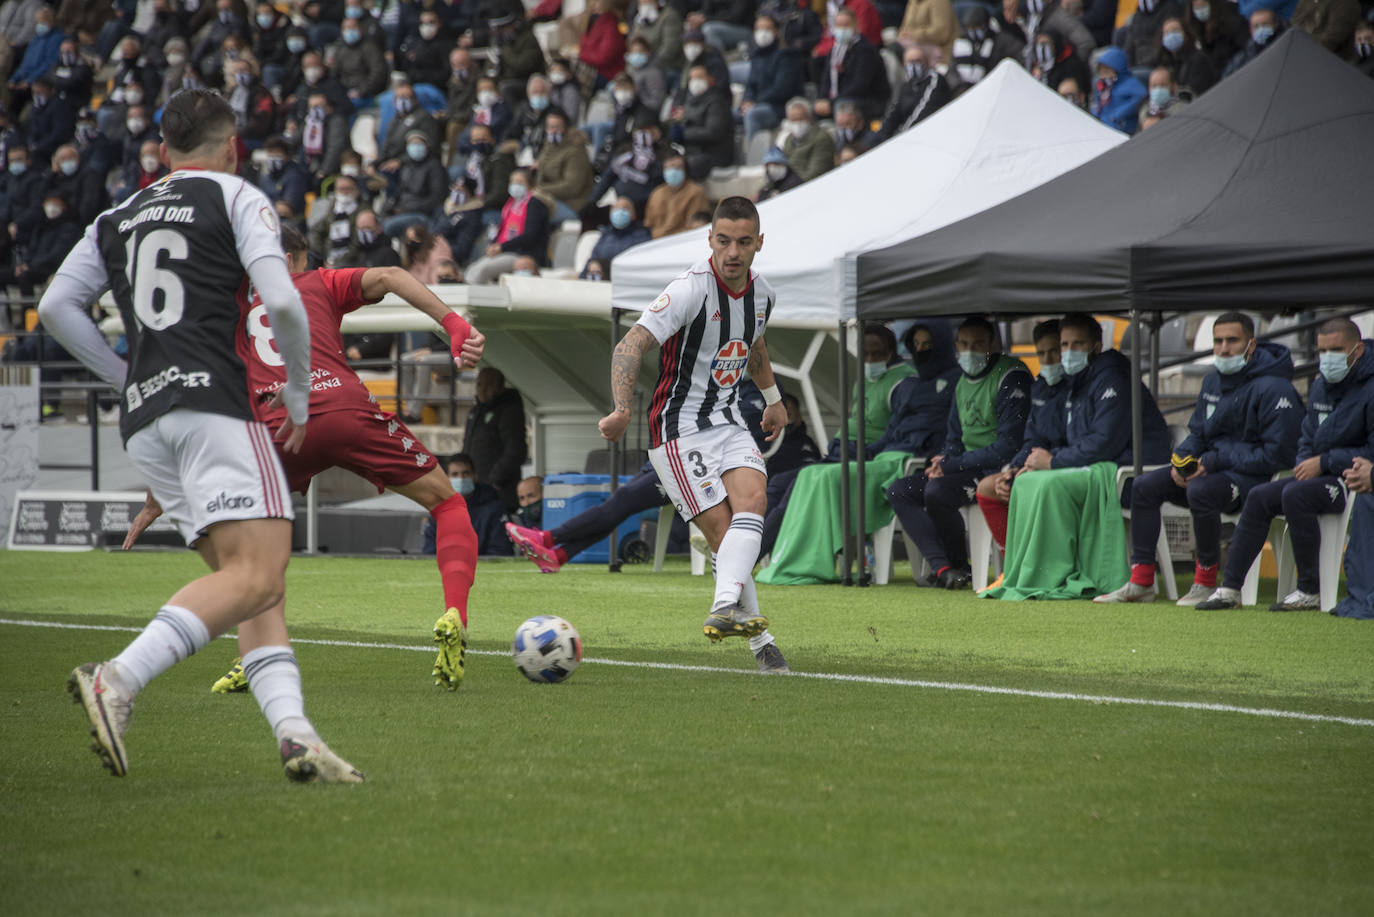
[263, 135, 289, 154]
[160, 89, 236, 154]
[1319, 317, 1361, 342]
[1058, 313, 1102, 345]
[449, 452, 476, 473]
[1031, 319, 1062, 345]
[862, 322, 897, 359]
[1214, 311, 1255, 338]
[280, 223, 307, 257]
[713, 196, 759, 230]
[958, 315, 998, 349]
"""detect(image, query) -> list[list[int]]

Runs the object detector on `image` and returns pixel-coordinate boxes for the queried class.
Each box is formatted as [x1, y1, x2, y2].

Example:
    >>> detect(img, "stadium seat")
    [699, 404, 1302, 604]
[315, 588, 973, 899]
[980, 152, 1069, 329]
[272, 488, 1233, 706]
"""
[704, 165, 765, 202]
[1272, 494, 1357, 612]
[572, 230, 601, 274]
[744, 128, 775, 166]
[549, 220, 583, 270]
[350, 108, 380, 163]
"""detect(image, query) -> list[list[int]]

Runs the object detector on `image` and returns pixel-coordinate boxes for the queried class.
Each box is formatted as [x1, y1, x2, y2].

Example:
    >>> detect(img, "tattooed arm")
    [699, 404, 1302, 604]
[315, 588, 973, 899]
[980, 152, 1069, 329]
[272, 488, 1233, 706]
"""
[598, 324, 657, 442]
[749, 335, 788, 442]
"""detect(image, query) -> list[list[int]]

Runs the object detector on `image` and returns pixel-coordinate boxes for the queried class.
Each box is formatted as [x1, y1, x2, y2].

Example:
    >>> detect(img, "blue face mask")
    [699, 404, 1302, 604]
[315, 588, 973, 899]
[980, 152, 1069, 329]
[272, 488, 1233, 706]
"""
[288, 36, 307, 53]
[1252, 25, 1273, 45]
[35, 22, 50, 36]
[1319, 348, 1355, 384]
[864, 360, 887, 381]
[1149, 86, 1171, 107]
[508, 182, 527, 200]
[345, 6, 364, 18]
[609, 208, 632, 229]
[1061, 348, 1091, 376]
[257, 13, 275, 28]
[663, 167, 685, 187]
[1040, 361, 1066, 386]
[1161, 31, 1184, 52]
[627, 51, 649, 68]
[957, 350, 988, 377]
[529, 94, 549, 111]
[406, 142, 427, 161]
[1214, 352, 1248, 375]
[342, 29, 362, 45]
[450, 475, 475, 496]
[8, 162, 25, 176]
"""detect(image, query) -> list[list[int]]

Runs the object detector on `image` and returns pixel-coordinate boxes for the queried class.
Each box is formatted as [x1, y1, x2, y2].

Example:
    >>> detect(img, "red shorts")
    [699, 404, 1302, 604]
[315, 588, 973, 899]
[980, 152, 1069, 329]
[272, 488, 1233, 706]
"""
[276, 407, 437, 494]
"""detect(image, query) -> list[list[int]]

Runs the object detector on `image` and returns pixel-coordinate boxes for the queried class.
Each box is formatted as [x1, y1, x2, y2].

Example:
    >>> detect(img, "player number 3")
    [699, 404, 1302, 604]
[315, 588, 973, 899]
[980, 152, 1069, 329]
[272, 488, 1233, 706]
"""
[124, 228, 189, 331]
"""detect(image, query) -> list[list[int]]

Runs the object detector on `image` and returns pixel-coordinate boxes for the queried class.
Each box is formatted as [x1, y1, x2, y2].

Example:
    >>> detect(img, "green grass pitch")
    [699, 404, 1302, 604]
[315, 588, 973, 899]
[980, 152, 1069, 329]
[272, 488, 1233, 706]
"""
[3, 550, 1374, 915]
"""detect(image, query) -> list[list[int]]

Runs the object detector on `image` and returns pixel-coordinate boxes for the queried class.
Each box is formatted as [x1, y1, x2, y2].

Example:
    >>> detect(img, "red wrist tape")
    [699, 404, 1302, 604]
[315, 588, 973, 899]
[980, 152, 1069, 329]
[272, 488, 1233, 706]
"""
[441, 312, 472, 357]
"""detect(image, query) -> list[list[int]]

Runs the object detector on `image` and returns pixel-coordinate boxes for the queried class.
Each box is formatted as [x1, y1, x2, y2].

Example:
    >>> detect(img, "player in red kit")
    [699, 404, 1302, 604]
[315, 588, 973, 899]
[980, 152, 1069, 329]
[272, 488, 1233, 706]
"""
[125, 226, 485, 690]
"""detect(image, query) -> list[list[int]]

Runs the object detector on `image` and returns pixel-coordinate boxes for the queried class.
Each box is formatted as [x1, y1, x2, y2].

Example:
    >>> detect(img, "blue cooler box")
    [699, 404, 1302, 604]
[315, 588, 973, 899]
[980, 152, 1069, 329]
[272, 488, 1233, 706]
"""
[542, 474, 644, 564]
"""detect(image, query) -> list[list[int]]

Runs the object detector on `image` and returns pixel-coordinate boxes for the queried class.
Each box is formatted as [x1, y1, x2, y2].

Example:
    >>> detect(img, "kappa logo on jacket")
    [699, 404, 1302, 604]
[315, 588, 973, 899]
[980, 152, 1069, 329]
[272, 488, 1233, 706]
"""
[1100, 387, 1117, 400]
[1275, 397, 1295, 411]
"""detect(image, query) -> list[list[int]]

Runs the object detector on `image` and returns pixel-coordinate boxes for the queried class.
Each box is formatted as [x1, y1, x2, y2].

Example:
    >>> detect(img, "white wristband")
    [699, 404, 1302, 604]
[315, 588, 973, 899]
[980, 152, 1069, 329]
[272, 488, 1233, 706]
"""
[759, 384, 782, 406]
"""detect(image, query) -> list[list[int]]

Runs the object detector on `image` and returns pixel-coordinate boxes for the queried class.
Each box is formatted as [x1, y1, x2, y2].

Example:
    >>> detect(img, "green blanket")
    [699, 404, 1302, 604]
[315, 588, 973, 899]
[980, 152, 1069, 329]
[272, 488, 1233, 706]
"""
[983, 461, 1128, 601]
[757, 451, 912, 586]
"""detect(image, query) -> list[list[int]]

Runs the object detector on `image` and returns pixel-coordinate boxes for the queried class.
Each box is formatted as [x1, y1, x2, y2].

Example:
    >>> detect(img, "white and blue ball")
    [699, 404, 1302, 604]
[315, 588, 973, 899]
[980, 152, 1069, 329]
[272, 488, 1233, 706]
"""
[511, 615, 582, 683]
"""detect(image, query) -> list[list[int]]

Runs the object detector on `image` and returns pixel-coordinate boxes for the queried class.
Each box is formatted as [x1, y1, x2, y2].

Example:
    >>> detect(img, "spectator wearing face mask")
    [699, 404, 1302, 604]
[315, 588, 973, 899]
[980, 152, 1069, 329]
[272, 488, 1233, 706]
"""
[378, 82, 442, 165]
[1026, 28, 1090, 95]
[425, 454, 512, 557]
[546, 58, 583, 123]
[952, 7, 1023, 88]
[1015, 0, 1094, 63]
[742, 14, 805, 140]
[588, 120, 667, 216]
[310, 174, 365, 267]
[26, 78, 73, 162]
[382, 130, 449, 236]
[1292, 0, 1361, 53]
[1091, 46, 1147, 133]
[1122, 0, 1186, 68]
[293, 92, 349, 186]
[898, 0, 957, 64]
[581, 197, 652, 279]
[344, 209, 403, 269]
[757, 146, 803, 201]
[156, 38, 205, 109]
[590, 74, 658, 176]
[465, 77, 513, 151]
[0, 191, 80, 320]
[1223, 7, 1283, 78]
[291, 50, 354, 125]
[225, 59, 275, 144]
[503, 73, 558, 162]
[277, 27, 312, 98]
[678, 63, 734, 180]
[624, 36, 669, 114]
[878, 46, 952, 142]
[256, 135, 308, 216]
[778, 98, 833, 182]
[670, 28, 733, 111]
[643, 152, 709, 237]
[757, 0, 823, 55]
[581, 258, 607, 281]
[44, 37, 92, 110]
[510, 255, 541, 276]
[334, 12, 389, 103]
[116, 103, 160, 180]
[467, 169, 553, 283]
[438, 122, 516, 261]
[0, 145, 41, 263]
[44, 143, 104, 225]
[1056, 76, 1087, 108]
[1154, 16, 1217, 96]
[399, 9, 451, 88]
[99, 38, 158, 140]
[1186, 0, 1251, 74]
[1138, 66, 1187, 122]
[487, 12, 546, 99]
[815, 8, 890, 121]
[444, 48, 480, 150]
[533, 110, 593, 223]
[339, 0, 385, 47]
[630, 0, 686, 72]
[8, 5, 64, 108]
[251, 2, 291, 86]
[1352, 22, 1374, 77]
[831, 100, 875, 154]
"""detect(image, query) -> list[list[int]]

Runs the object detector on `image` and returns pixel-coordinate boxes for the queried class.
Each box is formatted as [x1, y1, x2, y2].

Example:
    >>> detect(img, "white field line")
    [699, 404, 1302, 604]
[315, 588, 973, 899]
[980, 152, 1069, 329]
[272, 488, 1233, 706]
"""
[4, 617, 1373, 729]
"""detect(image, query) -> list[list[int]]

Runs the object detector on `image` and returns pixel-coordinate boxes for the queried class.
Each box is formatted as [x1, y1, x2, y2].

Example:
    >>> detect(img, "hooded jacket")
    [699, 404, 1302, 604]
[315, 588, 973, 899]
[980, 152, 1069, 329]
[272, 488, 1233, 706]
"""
[463, 386, 528, 506]
[1174, 340, 1304, 486]
[1011, 373, 1069, 468]
[1297, 340, 1374, 474]
[1050, 348, 1172, 468]
[1092, 46, 1147, 134]
[868, 326, 961, 457]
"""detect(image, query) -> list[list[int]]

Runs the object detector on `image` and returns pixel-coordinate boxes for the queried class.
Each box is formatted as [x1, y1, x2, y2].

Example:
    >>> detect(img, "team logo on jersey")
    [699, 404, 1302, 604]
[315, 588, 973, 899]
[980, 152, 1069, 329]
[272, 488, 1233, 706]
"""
[649, 292, 671, 313]
[259, 206, 279, 233]
[710, 310, 721, 322]
[710, 339, 748, 386]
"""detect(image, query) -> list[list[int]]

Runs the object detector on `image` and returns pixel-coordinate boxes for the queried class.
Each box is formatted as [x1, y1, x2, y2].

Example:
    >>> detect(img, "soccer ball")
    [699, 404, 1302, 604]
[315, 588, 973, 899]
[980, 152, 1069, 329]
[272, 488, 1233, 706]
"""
[511, 615, 582, 684]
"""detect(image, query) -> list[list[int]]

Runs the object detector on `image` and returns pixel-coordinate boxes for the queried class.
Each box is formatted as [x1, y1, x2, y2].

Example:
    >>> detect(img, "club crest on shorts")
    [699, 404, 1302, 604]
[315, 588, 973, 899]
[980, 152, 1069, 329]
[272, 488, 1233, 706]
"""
[710, 339, 748, 386]
[700, 480, 716, 501]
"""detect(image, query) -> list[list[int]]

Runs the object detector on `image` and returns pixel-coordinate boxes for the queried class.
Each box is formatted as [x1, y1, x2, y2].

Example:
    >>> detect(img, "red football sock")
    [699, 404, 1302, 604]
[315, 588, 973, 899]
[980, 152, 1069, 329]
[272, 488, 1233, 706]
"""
[541, 529, 556, 548]
[431, 494, 477, 626]
[554, 546, 569, 565]
[1130, 563, 1156, 587]
[1194, 562, 1218, 588]
[975, 494, 1010, 550]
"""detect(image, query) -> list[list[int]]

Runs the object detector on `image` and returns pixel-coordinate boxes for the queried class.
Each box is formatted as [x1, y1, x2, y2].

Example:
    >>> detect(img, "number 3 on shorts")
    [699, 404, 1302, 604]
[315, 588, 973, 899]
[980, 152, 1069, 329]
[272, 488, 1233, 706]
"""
[124, 229, 189, 331]
[687, 450, 708, 477]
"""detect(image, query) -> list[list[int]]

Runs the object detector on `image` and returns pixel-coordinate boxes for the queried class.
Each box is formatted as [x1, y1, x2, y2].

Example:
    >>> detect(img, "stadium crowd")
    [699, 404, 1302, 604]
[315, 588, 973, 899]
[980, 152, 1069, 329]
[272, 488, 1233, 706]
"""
[0, 0, 1369, 311]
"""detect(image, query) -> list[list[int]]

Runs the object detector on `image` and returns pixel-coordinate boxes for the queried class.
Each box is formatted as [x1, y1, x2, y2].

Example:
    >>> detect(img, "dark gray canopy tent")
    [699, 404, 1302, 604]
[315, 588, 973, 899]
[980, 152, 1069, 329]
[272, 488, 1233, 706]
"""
[853, 29, 1374, 316]
[832, 30, 1374, 585]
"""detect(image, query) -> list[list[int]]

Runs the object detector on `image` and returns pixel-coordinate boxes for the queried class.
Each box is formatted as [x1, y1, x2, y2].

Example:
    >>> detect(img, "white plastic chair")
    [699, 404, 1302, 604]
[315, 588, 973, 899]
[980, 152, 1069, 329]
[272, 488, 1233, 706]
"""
[571, 230, 601, 275]
[871, 457, 925, 585]
[1272, 490, 1356, 611]
[652, 505, 705, 576]
[963, 503, 1002, 592]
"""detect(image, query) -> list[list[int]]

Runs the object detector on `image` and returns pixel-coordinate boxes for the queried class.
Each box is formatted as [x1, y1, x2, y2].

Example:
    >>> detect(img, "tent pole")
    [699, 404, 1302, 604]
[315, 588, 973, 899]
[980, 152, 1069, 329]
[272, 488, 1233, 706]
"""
[856, 325, 868, 587]
[838, 321, 853, 586]
[608, 307, 622, 573]
[1149, 311, 1161, 396]
[1131, 307, 1144, 476]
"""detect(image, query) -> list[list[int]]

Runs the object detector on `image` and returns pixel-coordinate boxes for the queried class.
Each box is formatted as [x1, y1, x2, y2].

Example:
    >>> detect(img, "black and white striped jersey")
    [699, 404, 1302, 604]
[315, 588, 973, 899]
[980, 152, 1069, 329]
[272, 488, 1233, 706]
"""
[635, 257, 776, 449]
[56, 169, 286, 442]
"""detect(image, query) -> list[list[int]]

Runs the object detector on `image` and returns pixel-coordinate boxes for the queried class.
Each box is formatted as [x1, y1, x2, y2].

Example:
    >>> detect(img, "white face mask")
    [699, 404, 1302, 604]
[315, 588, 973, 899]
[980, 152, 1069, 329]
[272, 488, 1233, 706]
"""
[141, 155, 160, 172]
[477, 90, 498, 107]
[754, 29, 775, 48]
[613, 88, 635, 106]
[340, 164, 361, 176]
[765, 162, 787, 182]
[127, 118, 147, 135]
[43, 203, 63, 219]
[687, 78, 709, 97]
[304, 66, 324, 83]
[683, 43, 703, 61]
[419, 23, 438, 39]
[167, 53, 186, 67]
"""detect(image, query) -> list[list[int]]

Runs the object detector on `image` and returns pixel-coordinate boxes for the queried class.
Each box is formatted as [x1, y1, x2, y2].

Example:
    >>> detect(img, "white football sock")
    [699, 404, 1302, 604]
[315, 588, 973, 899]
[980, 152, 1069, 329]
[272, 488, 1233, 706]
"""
[748, 630, 775, 653]
[109, 604, 211, 696]
[712, 512, 764, 610]
[243, 646, 319, 744]
[712, 552, 775, 652]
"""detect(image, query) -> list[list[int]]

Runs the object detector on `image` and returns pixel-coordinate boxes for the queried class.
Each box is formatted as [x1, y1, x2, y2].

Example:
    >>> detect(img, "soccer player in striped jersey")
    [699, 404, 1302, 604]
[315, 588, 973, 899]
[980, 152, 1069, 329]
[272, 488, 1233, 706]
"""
[597, 196, 792, 673]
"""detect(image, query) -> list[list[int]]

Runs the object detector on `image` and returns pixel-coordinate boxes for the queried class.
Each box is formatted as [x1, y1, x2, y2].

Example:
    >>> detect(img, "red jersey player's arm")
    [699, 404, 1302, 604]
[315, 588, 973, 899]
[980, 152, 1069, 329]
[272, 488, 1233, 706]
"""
[357, 266, 484, 367]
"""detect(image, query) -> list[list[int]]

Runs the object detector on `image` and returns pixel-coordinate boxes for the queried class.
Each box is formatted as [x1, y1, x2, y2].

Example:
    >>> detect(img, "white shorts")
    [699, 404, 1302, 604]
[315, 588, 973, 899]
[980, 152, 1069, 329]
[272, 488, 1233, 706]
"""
[649, 424, 766, 523]
[126, 408, 294, 545]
